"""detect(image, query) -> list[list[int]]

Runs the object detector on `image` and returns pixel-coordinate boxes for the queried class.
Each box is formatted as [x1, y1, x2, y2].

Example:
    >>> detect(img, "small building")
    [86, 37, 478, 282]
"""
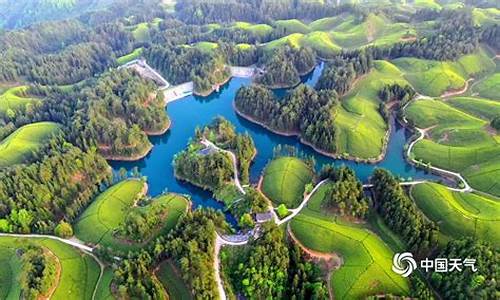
[255, 211, 274, 223]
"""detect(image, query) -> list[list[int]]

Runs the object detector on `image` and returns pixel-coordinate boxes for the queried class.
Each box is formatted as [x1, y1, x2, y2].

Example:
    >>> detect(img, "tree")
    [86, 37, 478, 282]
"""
[54, 221, 73, 238]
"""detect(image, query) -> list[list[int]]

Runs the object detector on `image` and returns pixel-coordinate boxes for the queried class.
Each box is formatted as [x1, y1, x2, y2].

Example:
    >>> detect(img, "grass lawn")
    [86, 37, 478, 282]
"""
[274, 19, 311, 34]
[405, 98, 500, 196]
[117, 47, 143, 65]
[393, 49, 495, 96]
[0, 86, 40, 114]
[232, 21, 273, 38]
[472, 73, 500, 100]
[0, 122, 62, 168]
[290, 212, 410, 299]
[75, 179, 189, 252]
[193, 41, 219, 53]
[411, 183, 500, 248]
[0, 237, 100, 300]
[157, 260, 192, 300]
[262, 157, 313, 208]
[334, 60, 406, 159]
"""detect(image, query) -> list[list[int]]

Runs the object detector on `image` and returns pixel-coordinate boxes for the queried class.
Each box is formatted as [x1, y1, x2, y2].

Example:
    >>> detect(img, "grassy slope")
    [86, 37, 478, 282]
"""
[157, 260, 193, 300]
[473, 72, 500, 100]
[406, 98, 500, 196]
[0, 237, 100, 300]
[411, 182, 500, 248]
[0, 86, 40, 113]
[393, 49, 496, 97]
[0, 122, 62, 168]
[117, 47, 144, 65]
[262, 157, 313, 208]
[75, 180, 189, 252]
[335, 60, 405, 159]
[93, 267, 115, 300]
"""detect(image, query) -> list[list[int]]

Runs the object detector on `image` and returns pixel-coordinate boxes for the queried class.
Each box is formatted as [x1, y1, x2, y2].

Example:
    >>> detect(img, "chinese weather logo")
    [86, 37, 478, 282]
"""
[392, 252, 417, 277]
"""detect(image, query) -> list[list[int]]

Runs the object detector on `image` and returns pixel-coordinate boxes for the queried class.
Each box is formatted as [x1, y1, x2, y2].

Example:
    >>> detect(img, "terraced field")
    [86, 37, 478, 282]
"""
[411, 182, 500, 248]
[334, 60, 407, 159]
[261, 157, 313, 208]
[393, 49, 496, 97]
[406, 98, 500, 196]
[291, 211, 409, 299]
[0, 237, 100, 300]
[0, 86, 40, 113]
[0, 122, 62, 168]
[75, 179, 189, 252]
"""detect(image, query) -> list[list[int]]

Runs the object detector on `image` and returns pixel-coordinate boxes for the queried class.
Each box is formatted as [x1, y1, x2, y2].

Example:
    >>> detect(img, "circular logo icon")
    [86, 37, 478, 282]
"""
[392, 252, 417, 277]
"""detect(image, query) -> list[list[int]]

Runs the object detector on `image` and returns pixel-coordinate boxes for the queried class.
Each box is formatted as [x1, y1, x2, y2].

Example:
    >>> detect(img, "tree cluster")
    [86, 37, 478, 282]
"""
[430, 238, 499, 299]
[0, 145, 111, 234]
[370, 169, 438, 256]
[19, 244, 57, 300]
[154, 209, 230, 299]
[144, 44, 230, 94]
[257, 46, 316, 88]
[224, 222, 327, 299]
[319, 164, 369, 219]
[235, 84, 338, 153]
[116, 198, 172, 243]
[113, 250, 166, 299]
[316, 50, 373, 95]
[195, 116, 255, 183]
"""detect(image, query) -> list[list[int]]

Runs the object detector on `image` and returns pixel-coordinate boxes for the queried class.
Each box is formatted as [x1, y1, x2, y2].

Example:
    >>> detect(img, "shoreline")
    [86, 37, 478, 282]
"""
[144, 118, 171, 136]
[233, 101, 389, 164]
[193, 74, 233, 97]
[102, 142, 153, 161]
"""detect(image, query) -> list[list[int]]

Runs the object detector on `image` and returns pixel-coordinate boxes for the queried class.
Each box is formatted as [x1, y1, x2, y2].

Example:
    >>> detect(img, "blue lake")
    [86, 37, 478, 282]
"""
[110, 63, 437, 222]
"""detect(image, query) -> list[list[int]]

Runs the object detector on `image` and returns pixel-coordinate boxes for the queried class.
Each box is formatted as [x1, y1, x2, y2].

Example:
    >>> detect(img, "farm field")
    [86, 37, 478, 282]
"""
[334, 60, 406, 159]
[411, 182, 500, 248]
[0, 86, 40, 113]
[290, 211, 410, 299]
[393, 49, 496, 97]
[0, 122, 62, 168]
[75, 179, 189, 252]
[156, 260, 193, 300]
[406, 97, 500, 196]
[261, 157, 313, 208]
[0, 237, 100, 300]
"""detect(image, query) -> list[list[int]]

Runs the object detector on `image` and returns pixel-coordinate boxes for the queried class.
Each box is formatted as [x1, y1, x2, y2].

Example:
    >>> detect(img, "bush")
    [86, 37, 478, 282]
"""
[491, 116, 500, 130]
[277, 204, 289, 218]
[54, 221, 73, 238]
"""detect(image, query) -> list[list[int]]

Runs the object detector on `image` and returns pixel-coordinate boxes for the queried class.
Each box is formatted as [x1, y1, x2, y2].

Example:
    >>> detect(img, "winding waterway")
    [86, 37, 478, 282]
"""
[110, 63, 437, 222]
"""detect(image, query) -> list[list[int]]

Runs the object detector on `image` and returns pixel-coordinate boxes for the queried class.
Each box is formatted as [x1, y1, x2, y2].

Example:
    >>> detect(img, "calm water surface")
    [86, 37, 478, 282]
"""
[110, 63, 437, 222]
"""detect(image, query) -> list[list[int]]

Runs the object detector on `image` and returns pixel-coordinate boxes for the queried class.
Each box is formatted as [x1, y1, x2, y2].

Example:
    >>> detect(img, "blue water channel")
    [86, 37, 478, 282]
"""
[110, 63, 437, 222]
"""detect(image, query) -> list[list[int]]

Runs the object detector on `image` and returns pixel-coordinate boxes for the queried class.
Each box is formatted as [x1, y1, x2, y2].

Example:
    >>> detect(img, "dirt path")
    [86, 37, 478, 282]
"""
[441, 78, 474, 98]
[38, 248, 61, 300]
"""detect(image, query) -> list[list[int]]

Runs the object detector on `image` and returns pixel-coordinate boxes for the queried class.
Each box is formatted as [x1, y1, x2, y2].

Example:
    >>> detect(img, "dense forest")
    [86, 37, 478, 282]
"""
[235, 84, 338, 154]
[71, 68, 169, 158]
[319, 164, 369, 219]
[256, 46, 316, 88]
[430, 238, 499, 299]
[0, 145, 111, 234]
[370, 169, 438, 257]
